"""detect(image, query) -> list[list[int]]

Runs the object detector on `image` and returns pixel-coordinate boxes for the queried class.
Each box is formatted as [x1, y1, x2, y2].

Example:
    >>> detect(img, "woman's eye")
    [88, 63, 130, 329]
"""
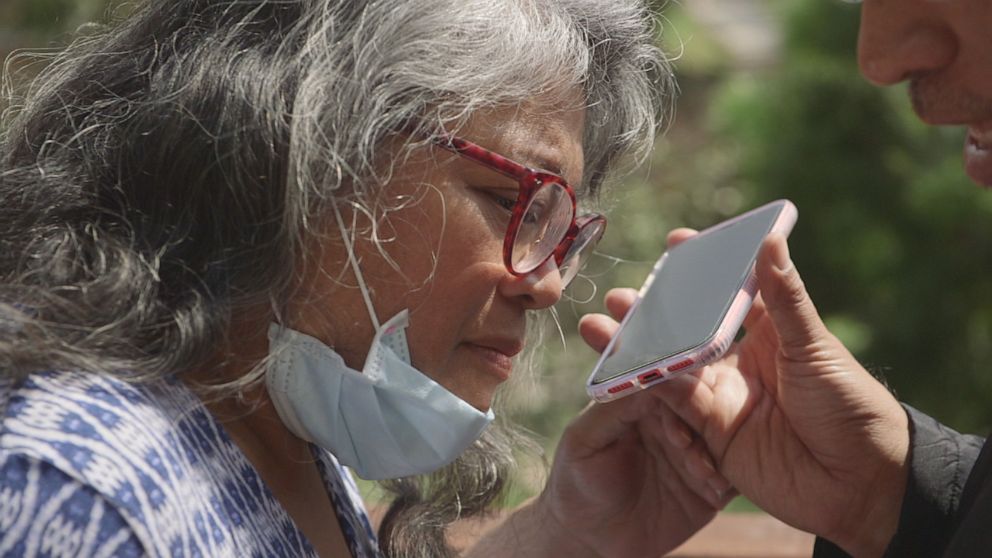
[522, 201, 546, 225]
[488, 191, 517, 212]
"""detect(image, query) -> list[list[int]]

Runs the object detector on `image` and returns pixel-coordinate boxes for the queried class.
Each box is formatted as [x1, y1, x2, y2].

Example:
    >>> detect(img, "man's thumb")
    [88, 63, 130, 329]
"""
[756, 234, 830, 358]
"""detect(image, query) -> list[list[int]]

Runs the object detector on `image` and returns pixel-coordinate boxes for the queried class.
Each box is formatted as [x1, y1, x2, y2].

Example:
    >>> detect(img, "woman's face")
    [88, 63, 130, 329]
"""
[292, 102, 586, 411]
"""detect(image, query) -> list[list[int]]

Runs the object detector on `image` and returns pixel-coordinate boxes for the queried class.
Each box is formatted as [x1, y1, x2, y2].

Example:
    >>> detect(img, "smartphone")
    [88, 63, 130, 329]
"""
[586, 199, 798, 403]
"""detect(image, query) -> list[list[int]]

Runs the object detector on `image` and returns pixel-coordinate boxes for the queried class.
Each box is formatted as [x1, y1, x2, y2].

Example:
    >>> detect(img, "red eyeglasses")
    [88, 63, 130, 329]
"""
[433, 134, 606, 288]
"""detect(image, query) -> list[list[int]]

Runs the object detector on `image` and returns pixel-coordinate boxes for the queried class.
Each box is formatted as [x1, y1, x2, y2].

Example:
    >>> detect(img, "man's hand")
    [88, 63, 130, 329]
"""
[625, 231, 911, 556]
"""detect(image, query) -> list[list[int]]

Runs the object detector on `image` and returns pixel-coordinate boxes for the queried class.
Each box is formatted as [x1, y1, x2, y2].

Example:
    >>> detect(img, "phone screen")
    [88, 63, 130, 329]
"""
[590, 202, 785, 385]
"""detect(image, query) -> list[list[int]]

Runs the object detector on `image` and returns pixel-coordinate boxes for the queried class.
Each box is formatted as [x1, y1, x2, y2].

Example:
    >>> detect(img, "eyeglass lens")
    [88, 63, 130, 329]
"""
[511, 181, 573, 273]
[558, 220, 605, 287]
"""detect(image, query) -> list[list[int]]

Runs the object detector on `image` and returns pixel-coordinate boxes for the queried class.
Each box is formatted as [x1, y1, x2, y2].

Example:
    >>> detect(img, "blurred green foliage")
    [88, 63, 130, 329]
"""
[716, 1, 992, 434]
[6, 0, 992, 512]
[521, 0, 992, 510]
[0, 0, 117, 114]
[0, 0, 110, 32]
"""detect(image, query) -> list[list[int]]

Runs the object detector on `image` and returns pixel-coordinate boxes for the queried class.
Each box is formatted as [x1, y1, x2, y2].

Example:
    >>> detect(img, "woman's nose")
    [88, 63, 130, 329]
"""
[857, 3, 957, 86]
[499, 259, 564, 310]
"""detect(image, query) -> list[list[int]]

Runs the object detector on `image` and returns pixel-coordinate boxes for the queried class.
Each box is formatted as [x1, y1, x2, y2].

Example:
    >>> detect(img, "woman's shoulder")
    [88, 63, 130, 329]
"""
[0, 372, 210, 548]
[0, 371, 199, 553]
[0, 451, 148, 556]
[0, 370, 316, 556]
[0, 370, 203, 473]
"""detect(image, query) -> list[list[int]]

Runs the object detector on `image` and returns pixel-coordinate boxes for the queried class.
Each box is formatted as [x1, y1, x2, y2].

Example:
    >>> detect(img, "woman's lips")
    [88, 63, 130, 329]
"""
[465, 343, 519, 381]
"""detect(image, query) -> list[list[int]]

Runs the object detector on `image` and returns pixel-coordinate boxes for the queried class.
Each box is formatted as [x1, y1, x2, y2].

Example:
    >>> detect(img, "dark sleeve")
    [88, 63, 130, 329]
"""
[812, 404, 985, 557]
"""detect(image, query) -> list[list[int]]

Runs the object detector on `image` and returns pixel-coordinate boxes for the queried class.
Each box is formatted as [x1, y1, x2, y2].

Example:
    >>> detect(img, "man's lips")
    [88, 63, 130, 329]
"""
[965, 121, 992, 187]
[903, 80, 992, 187]
[968, 122, 992, 147]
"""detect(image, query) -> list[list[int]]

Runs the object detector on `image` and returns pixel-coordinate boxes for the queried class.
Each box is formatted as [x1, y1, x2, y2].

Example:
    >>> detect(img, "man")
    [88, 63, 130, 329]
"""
[582, 2, 992, 555]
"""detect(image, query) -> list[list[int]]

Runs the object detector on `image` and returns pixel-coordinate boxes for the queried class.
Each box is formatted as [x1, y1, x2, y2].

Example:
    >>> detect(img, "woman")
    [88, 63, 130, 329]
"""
[0, 0, 731, 556]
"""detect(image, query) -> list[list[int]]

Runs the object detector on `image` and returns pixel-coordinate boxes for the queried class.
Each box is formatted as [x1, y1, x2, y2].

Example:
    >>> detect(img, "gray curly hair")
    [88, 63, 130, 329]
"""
[0, 0, 671, 555]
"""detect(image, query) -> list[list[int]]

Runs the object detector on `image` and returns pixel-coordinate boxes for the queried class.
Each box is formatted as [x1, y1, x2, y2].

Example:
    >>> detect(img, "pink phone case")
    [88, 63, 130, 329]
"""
[586, 200, 798, 403]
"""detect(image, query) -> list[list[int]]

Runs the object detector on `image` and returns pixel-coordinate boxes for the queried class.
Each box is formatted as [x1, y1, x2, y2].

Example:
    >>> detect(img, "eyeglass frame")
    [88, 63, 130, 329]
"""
[431, 133, 607, 282]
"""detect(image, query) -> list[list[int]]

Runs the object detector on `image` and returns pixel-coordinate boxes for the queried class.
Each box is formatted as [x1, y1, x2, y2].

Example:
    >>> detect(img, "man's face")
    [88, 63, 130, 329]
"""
[858, 0, 992, 187]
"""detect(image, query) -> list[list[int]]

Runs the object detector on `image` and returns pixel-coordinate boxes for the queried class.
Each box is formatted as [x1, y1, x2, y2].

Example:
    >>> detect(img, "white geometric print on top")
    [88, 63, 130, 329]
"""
[0, 371, 380, 557]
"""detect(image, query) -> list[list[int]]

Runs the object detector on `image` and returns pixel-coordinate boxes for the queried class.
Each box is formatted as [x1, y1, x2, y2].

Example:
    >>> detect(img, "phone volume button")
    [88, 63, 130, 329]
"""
[743, 267, 759, 294]
[717, 337, 731, 355]
[701, 346, 720, 362]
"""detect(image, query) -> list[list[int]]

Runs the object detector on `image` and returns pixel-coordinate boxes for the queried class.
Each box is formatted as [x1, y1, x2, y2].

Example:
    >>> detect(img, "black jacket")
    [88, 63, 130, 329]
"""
[814, 406, 988, 557]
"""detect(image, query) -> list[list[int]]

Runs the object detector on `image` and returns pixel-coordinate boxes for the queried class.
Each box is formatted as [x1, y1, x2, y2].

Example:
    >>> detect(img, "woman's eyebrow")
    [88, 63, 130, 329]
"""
[514, 148, 573, 182]
[539, 157, 584, 187]
[536, 157, 566, 177]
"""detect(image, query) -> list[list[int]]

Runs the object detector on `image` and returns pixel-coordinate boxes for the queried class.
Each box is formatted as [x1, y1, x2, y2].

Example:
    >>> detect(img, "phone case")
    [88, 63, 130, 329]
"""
[586, 199, 798, 403]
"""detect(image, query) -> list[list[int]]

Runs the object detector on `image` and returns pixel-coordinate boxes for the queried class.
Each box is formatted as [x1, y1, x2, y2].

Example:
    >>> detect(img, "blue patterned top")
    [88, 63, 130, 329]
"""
[0, 370, 382, 557]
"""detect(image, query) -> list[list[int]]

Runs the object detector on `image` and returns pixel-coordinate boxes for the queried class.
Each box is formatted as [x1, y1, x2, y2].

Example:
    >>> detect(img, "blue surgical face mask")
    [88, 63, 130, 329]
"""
[264, 203, 495, 480]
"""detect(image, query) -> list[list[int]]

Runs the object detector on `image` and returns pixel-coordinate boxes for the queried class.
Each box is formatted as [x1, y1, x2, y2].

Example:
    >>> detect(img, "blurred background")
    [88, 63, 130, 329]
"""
[5, 0, 992, 529]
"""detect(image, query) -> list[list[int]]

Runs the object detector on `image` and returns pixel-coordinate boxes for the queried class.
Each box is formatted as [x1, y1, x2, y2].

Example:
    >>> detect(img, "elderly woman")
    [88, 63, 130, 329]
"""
[0, 0, 731, 556]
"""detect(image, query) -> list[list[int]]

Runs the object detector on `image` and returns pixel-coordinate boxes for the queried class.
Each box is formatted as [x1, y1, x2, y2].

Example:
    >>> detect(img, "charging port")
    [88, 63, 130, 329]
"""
[638, 369, 663, 384]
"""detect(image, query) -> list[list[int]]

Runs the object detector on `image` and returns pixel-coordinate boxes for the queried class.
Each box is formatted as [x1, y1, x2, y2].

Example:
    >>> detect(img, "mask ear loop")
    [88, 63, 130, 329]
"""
[332, 200, 382, 332]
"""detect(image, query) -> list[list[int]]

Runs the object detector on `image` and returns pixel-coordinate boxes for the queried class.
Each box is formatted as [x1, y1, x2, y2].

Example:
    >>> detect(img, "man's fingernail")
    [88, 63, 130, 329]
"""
[714, 489, 726, 505]
[772, 238, 792, 272]
[709, 476, 731, 494]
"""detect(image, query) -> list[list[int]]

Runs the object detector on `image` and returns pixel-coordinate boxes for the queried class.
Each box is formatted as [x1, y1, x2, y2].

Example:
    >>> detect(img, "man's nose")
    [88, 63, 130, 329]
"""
[857, 3, 957, 86]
